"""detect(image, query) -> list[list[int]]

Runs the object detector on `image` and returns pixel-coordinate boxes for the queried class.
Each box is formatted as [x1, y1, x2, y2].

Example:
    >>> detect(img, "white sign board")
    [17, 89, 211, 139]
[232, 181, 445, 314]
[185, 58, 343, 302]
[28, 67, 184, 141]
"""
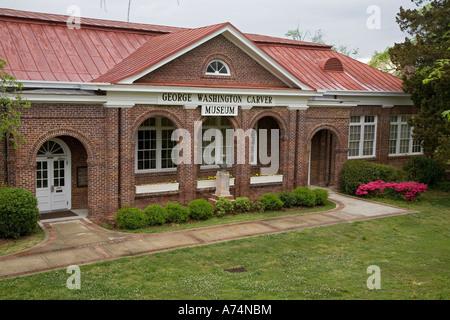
[201, 105, 238, 116]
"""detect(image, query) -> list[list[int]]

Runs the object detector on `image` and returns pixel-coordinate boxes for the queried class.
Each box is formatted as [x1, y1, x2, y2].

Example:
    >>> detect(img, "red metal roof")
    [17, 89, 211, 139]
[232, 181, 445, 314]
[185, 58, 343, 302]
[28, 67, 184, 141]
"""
[0, 8, 403, 92]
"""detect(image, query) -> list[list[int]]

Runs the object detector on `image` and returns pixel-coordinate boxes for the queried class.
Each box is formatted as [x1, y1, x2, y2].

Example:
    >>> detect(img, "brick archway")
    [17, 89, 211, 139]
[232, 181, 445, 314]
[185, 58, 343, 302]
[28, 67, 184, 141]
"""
[309, 128, 338, 187]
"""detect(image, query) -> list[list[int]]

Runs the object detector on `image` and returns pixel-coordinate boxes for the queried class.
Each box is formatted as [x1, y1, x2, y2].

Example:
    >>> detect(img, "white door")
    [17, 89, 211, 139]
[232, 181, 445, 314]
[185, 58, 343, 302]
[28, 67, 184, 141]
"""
[36, 139, 71, 212]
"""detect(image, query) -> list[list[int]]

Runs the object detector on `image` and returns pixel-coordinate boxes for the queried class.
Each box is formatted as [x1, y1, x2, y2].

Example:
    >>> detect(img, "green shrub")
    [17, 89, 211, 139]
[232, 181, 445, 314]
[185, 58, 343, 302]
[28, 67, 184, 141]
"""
[292, 186, 316, 207]
[166, 202, 190, 224]
[251, 200, 265, 213]
[233, 197, 252, 213]
[313, 188, 329, 205]
[259, 193, 283, 211]
[115, 206, 148, 230]
[144, 204, 167, 226]
[340, 160, 402, 195]
[188, 199, 214, 220]
[215, 198, 234, 217]
[403, 157, 445, 187]
[279, 190, 297, 208]
[0, 187, 40, 238]
[435, 181, 450, 192]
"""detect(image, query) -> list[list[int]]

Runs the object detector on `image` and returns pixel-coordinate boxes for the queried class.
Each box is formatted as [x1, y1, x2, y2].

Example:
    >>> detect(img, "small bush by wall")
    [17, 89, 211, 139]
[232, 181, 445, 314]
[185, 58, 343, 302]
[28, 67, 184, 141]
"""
[313, 188, 329, 205]
[214, 198, 234, 217]
[0, 187, 40, 238]
[116, 206, 148, 230]
[259, 193, 284, 211]
[166, 202, 190, 224]
[188, 199, 214, 220]
[144, 204, 168, 226]
[279, 190, 297, 208]
[233, 197, 252, 213]
[292, 187, 316, 207]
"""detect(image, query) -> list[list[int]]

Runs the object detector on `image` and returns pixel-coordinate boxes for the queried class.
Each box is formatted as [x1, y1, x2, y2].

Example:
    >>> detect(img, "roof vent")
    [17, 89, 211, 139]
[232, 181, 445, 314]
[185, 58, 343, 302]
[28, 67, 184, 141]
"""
[318, 57, 344, 72]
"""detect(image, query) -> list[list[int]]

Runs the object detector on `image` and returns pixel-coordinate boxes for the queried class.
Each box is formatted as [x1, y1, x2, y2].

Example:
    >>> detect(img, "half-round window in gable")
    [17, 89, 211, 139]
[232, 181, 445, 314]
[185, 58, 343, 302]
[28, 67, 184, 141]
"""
[206, 60, 230, 76]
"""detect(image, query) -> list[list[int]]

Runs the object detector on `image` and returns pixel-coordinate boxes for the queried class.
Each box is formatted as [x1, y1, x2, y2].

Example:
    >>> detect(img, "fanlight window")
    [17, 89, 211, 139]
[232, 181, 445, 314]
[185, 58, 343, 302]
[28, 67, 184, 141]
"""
[206, 60, 230, 76]
[38, 140, 65, 156]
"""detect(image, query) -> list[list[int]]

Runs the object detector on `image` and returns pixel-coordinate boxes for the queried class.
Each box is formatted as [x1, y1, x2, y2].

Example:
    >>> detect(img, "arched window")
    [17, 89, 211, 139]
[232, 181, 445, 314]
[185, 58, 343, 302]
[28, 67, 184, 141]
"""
[38, 140, 65, 156]
[206, 60, 230, 76]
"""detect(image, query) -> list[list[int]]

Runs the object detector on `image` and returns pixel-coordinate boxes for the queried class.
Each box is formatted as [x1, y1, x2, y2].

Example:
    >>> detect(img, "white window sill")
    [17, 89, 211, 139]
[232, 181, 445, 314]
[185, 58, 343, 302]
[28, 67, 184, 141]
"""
[135, 168, 177, 174]
[136, 182, 179, 194]
[250, 175, 283, 185]
[388, 153, 423, 157]
[347, 156, 376, 160]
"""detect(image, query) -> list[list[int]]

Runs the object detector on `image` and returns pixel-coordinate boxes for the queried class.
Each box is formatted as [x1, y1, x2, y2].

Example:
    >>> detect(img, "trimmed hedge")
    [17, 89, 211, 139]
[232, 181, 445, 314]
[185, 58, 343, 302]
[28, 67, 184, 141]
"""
[233, 197, 252, 213]
[313, 188, 329, 205]
[292, 186, 316, 207]
[403, 157, 445, 187]
[215, 198, 234, 217]
[259, 193, 284, 211]
[340, 160, 402, 195]
[144, 204, 167, 226]
[279, 190, 297, 208]
[115, 206, 148, 230]
[0, 187, 40, 238]
[188, 199, 214, 220]
[166, 202, 190, 224]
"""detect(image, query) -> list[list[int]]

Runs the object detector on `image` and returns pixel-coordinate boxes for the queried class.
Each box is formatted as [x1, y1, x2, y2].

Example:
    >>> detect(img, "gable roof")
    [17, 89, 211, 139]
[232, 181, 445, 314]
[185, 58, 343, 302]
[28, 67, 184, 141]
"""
[0, 8, 404, 93]
[93, 22, 313, 90]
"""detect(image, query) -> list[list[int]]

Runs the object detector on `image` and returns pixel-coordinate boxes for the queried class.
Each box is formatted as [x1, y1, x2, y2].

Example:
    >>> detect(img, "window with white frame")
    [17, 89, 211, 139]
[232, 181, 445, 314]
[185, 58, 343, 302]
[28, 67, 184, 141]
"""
[136, 117, 177, 172]
[206, 60, 230, 76]
[201, 117, 233, 166]
[389, 115, 422, 155]
[348, 115, 377, 158]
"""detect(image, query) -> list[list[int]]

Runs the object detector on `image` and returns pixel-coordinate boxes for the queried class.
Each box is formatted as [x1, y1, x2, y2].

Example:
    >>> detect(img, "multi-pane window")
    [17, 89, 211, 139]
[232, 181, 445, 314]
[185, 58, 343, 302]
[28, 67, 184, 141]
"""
[201, 117, 233, 166]
[136, 117, 177, 171]
[348, 115, 377, 158]
[389, 115, 422, 155]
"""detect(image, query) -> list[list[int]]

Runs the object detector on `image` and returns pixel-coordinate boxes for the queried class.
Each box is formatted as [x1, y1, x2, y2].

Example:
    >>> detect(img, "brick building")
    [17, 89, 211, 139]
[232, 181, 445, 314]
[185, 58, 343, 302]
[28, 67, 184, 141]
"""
[0, 9, 420, 221]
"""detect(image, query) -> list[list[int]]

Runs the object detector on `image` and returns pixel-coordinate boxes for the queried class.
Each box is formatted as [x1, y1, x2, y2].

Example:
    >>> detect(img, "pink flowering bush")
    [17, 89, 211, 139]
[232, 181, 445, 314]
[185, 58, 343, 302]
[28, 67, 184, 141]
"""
[356, 180, 427, 201]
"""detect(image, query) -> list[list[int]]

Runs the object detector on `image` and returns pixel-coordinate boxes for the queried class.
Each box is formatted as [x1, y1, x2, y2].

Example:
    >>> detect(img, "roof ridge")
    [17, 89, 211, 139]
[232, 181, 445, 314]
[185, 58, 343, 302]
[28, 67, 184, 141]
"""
[0, 7, 187, 33]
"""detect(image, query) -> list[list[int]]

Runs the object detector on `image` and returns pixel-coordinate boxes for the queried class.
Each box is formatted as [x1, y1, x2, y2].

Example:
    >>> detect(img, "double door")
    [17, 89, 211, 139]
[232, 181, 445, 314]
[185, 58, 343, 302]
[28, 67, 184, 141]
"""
[36, 157, 70, 212]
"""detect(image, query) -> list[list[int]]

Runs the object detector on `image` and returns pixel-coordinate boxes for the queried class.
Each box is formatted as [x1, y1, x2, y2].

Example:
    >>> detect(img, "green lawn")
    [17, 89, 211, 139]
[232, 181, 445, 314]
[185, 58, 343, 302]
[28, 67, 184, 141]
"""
[0, 191, 448, 300]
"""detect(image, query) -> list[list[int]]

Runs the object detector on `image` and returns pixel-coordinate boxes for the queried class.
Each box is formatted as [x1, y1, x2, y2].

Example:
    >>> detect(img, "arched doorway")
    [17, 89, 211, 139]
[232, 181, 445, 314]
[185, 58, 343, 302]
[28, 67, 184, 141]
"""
[36, 138, 71, 212]
[309, 129, 337, 187]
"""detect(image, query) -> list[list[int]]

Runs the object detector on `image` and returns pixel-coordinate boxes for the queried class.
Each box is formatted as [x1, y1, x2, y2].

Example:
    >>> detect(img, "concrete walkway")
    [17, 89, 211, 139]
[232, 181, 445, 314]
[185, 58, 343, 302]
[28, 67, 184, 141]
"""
[0, 190, 414, 279]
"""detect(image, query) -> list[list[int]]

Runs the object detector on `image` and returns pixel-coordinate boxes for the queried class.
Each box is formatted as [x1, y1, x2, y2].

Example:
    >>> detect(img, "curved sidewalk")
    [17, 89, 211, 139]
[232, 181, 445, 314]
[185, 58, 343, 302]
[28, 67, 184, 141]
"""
[0, 191, 414, 279]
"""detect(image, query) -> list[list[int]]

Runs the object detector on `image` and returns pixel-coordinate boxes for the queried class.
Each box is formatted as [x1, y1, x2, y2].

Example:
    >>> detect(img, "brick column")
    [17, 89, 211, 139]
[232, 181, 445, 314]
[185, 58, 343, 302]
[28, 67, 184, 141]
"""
[105, 108, 120, 215]
[234, 108, 251, 198]
[177, 108, 198, 205]
[119, 108, 135, 208]
[295, 110, 309, 187]
[283, 109, 297, 191]
[377, 107, 392, 164]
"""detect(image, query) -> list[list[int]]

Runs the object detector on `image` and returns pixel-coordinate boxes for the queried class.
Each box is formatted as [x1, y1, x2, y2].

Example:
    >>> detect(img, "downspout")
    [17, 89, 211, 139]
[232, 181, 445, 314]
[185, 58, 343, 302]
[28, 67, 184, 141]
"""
[118, 107, 122, 209]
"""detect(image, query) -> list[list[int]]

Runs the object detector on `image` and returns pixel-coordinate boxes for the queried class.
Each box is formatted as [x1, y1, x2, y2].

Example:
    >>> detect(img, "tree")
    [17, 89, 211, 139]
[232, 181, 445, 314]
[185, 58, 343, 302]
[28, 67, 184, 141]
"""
[0, 58, 29, 149]
[368, 47, 402, 78]
[285, 27, 359, 58]
[389, 0, 450, 165]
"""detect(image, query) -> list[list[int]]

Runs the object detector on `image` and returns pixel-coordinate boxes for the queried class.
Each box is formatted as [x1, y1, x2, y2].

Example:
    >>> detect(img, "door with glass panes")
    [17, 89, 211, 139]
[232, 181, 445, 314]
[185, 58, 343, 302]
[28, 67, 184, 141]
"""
[36, 139, 71, 212]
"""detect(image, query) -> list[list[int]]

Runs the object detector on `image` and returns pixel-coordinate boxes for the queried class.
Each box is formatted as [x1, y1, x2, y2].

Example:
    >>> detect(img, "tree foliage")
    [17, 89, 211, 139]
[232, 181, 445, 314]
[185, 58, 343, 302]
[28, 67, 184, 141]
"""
[389, 0, 450, 165]
[285, 27, 359, 58]
[368, 47, 402, 78]
[0, 58, 29, 148]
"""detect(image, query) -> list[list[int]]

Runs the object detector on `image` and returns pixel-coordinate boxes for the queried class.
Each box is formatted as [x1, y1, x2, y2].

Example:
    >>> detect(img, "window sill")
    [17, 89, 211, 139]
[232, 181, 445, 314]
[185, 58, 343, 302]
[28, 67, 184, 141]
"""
[135, 168, 177, 174]
[388, 153, 423, 157]
[250, 175, 283, 185]
[136, 182, 179, 194]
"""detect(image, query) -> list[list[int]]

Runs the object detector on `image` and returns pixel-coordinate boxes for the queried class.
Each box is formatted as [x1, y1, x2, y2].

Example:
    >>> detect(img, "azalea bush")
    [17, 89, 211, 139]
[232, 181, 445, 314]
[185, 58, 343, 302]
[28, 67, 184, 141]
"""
[356, 180, 427, 201]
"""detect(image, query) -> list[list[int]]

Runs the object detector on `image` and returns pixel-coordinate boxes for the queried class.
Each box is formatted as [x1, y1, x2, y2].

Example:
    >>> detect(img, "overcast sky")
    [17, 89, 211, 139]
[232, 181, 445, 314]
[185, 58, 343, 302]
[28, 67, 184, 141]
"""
[1, 0, 418, 62]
